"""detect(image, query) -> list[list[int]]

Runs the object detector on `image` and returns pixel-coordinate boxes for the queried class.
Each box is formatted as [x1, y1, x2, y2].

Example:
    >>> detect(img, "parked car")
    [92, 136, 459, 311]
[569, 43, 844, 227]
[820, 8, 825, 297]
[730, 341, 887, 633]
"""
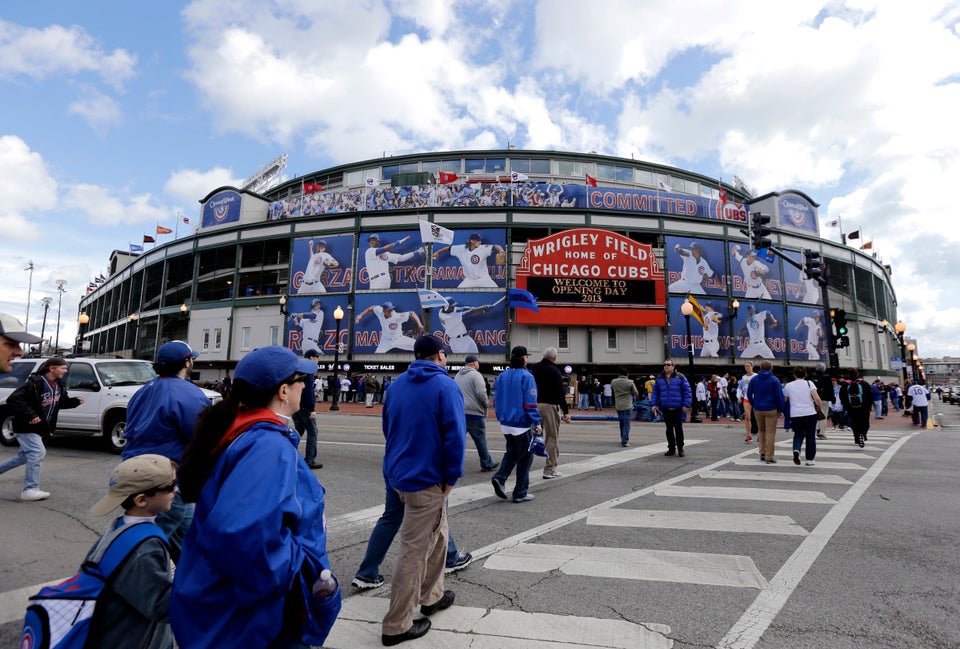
[943, 386, 960, 405]
[0, 357, 221, 453]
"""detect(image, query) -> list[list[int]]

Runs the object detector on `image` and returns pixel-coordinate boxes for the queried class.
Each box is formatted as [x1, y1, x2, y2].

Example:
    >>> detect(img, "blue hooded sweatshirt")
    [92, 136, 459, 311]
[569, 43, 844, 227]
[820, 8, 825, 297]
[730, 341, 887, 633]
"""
[746, 368, 785, 412]
[382, 360, 466, 491]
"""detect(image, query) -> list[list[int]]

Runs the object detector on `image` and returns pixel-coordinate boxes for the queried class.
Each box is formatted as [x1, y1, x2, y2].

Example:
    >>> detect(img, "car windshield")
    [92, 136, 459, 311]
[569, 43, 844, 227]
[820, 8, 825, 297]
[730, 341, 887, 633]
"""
[0, 363, 36, 389]
[95, 362, 157, 387]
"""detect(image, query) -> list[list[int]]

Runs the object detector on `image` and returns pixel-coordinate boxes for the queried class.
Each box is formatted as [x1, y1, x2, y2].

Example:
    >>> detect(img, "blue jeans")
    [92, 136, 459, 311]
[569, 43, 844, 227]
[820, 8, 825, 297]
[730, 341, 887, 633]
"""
[617, 409, 632, 445]
[913, 405, 928, 428]
[155, 493, 194, 563]
[873, 400, 883, 418]
[578, 394, 590, 410]
[0, 433, 46, 490]
[592, 394, 602, 410]
[355, 488, 458, 581]
[294, 411, 319, 465]
[466, 416, 497, 470]
[493, 430, 533, 499]
[791, 414, 818, 461]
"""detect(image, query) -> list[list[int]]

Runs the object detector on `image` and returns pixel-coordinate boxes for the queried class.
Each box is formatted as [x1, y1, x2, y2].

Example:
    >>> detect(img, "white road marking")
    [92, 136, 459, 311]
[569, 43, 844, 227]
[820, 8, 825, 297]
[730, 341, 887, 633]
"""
[587, 508, 808, 535]
[717, 432, 919, 648]
[731, 458, 866, 471]
[486, 543, 769, 589]
[326, 597, 673, 648]
[0, 581, 59, 627]
[811, 451, 877, 459]
[655, 485, 836, 504]
[698, 470, 851, 485]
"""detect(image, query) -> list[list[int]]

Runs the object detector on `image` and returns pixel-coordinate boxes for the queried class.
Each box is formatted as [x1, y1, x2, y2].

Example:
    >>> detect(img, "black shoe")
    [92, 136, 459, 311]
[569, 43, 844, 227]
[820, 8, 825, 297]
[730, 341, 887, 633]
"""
[678, 449, 685, 457]
[858, 439, 865, 448]
[382, 618, 432, 646]
[420, 590, 455, 616]
[793, 450, 801, 465]
[760, 455, 766, 462]
[480, 465, 497, 472]
[492, 477, 507, 499]
[307, 462, 323, 469]
[664, 449, 676, 456]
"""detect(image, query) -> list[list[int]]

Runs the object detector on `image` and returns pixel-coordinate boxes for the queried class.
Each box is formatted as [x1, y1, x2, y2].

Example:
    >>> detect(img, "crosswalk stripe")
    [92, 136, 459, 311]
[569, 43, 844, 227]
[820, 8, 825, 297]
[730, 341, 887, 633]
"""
[812, 451, 877, 459]
[698, 469, 851, 485]
[587, 509, 808, 535]
[485, 543, 769, 589]
[811, 444, 887, 451]
[326, 597, 673, 648]
[655, 485, 836, 504]
[731, 458, 866, 471]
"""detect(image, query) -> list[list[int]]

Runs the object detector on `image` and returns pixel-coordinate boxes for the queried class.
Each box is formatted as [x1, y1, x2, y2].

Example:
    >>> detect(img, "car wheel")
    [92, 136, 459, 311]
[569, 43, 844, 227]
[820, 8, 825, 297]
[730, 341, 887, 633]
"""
[1, 413, 17, 447]
[103, 414, 127, 454]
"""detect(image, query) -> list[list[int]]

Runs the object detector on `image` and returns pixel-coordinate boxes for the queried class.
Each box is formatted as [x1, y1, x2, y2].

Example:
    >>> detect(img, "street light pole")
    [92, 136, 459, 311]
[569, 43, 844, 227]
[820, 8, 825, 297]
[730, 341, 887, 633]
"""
[330, 305, 344, 411]
[54, 279, 67, 353]
[77, 312, 90, 355]
[39, 297, 52, 355]
[680, 298, 701, 423]
[894, 321, 907, 388]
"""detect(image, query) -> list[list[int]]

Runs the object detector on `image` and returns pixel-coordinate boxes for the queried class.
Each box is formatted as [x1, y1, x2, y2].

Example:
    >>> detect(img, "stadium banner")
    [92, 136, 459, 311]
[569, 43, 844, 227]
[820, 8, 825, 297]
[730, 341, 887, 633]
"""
[201, 190, 242, 228]
[787, 305, 828, 362]
[514, 228, 665, 326]
[285, 295, 350, 355]
[422, 290, 507, 355]
[356, 229, 427, 290]
[782, 249, 822, 306]
[428, 227, 507, 289]
[728, 242, 783, 300]
[664, 236, 729, 297]
[731, 301, 787, 360]
[667, 295, 736, 360]
[776, 193, 819, 235]
[290, 234, 355, 295]
[352, 293, 426, 355]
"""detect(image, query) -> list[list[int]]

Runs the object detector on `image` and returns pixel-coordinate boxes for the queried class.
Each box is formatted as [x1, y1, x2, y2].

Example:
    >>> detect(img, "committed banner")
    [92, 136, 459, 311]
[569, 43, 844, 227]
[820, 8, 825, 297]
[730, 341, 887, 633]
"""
[515, 228, 665, 326]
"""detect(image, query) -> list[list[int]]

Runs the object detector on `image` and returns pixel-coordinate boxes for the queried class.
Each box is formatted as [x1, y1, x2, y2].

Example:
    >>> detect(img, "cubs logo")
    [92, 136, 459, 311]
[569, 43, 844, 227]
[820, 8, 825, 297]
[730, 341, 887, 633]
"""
[379, 253, 390, 261]
[470, 254, 481, 265]
[698, 267, 706, 275]
[388, 323, 399, 331]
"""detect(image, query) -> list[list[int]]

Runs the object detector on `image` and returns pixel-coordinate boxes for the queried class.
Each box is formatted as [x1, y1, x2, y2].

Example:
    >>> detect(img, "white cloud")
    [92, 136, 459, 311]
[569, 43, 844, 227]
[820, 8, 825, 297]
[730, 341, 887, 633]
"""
[164, 167, 244, 205]
[0, 135, 58, 240]
[62, 184, 169, 226]
[0, 20, 136, 88]
[67, 87, 123, 133]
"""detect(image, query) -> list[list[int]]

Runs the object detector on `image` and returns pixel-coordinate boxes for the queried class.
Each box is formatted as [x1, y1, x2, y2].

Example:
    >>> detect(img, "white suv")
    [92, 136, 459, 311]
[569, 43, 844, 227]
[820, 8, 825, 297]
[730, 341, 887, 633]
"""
[0, 358, 221, 453]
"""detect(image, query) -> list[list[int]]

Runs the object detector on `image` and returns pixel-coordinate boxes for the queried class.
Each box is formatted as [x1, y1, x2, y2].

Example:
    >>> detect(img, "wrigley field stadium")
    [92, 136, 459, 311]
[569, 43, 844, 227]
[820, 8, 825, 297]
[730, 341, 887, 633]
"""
[77, 150, 901, 384]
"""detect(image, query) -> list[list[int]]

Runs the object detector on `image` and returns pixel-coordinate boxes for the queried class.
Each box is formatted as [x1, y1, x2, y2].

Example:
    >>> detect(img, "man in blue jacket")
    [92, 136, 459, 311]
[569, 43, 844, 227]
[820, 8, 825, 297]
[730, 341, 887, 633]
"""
[746, 360, 786, 463]
[492, 346, 542, 502]
[651, 358, 692, 457]
[380, 335, 466, 646]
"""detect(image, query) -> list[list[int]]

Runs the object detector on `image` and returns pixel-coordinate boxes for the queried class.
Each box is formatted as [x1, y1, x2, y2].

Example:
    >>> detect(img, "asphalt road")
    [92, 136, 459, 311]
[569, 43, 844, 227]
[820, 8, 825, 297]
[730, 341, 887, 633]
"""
[1, 399, 958, 648]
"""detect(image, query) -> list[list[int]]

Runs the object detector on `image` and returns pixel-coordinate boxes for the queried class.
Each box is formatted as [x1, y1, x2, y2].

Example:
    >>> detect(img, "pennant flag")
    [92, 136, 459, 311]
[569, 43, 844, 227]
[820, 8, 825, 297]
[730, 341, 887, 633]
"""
[418, 220, 455, 245]
[510, 170, 529, 182]
[438, 171, 459, 184]
[657, 179, 671, 192]
[303, 182, 324, 194]
[181, 214, 191, 224]
[130, 243, 143, 253]
[827, 218, 839, 227]
[848, 230, 861, 240]
[143, 235, 156, 243]
[719, 188, 727, 205]
[96, 274, 106, 282]
[156, 225, 173, 235]
[365, 176, 377, 187]
[861, 241, 873, 250]
[418, 289, 449, 309]
[508, 288, 539, 312]
[585, 174, 597, 187]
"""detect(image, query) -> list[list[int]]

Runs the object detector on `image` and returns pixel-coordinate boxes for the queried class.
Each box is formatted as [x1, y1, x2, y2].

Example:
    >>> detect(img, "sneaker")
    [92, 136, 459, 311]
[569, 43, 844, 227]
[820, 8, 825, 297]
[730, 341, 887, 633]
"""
[760, 455, 766, 462]
[445, 552, 473, 574]
[382, 618, 432, 646]
[307, 462, 323, 469]
[817, 433, 828, 440]
[806, 460, 816, 466]
[491, 477, 507, 500]
[542, 472, 562, 479]
[765, 458, 777, 464]
[664, 449, 676, 456]
[420, 590, 455, 616]
[745, 435, 752, 442]
[621, 442, 629, 447]
[793, 450, 801, 465]
[21, 489, 50, 502]
[512, 494, 535, 503]
[480, 464, 497, 472]
[858, 439, 865, 448]
[351, 575, 385, 590]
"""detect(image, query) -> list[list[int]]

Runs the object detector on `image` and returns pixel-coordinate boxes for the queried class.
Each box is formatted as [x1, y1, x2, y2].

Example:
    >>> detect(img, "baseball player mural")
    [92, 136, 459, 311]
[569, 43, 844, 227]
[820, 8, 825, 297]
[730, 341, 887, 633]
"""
[666, 296, 733, 359]
[358, 230, 426, 290]
[734, 302, 786, 359]
[284, 295, 349, 354]
[699, 302, 723, 357]
[790, 306, 827, 360]
[290, 234, 353, 295]
[436, 294, 506, 353]
[730, 244, 782, 300]
[664, 236, 726, 297]
[354, 296, 424, 353]
[429, 228, 507, 290]
[782, 250, 822, 305]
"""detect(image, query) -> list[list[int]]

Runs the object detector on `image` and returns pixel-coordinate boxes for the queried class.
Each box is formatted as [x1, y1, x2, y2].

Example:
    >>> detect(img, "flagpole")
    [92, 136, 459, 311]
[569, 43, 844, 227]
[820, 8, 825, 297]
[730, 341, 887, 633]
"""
[175, 212, 180, 239]
[839, 213, 846, 245]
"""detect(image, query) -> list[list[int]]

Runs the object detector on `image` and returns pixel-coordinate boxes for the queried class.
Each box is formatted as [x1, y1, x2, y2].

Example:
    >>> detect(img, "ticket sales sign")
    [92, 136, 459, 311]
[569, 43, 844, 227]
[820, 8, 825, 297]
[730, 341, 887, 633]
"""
[515, 228, 666, 326]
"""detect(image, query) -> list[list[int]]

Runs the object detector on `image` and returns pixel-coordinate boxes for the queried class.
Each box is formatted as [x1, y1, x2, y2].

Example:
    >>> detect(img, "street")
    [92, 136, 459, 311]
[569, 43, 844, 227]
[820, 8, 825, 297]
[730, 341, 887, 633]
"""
[2, 400, 958, 648]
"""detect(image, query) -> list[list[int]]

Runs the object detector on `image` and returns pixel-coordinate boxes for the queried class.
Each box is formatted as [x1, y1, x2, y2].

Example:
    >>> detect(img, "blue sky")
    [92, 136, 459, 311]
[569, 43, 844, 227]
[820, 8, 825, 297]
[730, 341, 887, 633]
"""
[2, 0, 958, 358]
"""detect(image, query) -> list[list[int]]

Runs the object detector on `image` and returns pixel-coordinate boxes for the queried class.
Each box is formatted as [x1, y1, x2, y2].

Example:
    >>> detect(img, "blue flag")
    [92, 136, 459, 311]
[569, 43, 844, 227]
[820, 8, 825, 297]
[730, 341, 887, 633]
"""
[418, 288, 449, 309]
[129, 243, 143, 253]
[508, 288, 539, 312]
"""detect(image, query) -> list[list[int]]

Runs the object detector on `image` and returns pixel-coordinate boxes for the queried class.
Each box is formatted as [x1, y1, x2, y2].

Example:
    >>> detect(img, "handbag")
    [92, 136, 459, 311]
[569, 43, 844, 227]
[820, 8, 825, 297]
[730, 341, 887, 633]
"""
[529, 434, 547, 457]
[809, 381, 826, 420]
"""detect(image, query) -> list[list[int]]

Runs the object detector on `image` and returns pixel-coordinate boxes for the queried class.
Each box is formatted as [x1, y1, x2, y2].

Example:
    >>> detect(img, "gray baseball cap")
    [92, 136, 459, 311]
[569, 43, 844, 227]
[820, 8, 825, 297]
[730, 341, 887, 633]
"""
[0, 313, 42, 344]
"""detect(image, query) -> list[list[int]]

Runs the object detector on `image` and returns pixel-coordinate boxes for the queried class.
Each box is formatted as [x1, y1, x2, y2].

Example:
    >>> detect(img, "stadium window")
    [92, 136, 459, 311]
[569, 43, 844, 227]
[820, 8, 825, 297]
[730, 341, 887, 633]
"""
[422, 159, 461, 174]
[607, 327, 618, 350]
[214, 328, 222, 351]
[381, 164, 400, 181]
[556, 160, 589, 177]
[270, 326, 280, 346]
[558, 327, 569, 351]
[615, 166, 633, 182]
[465, 158, 486, 174]
[634, 328, 647, 352]
[241, 327, 252, 351]
[528, 326, 541, 351]
[202, 329, 210, 351]
[635, 170, 654, 187]
[684, 179, 700, 195]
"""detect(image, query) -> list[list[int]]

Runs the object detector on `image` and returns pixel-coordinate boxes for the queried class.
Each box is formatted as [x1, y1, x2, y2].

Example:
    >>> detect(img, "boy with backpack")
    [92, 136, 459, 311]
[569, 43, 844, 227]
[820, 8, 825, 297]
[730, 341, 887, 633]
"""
[22, 454, 176, 649]
[840, 369, 870, 448]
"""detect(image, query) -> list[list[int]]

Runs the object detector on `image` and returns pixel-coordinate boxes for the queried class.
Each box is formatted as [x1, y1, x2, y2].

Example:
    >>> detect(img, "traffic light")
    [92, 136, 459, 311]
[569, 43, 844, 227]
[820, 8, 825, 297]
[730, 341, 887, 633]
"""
[750, 212, 772, 250]
[831, 308, 849, 348]
[803, 249, 822, 280]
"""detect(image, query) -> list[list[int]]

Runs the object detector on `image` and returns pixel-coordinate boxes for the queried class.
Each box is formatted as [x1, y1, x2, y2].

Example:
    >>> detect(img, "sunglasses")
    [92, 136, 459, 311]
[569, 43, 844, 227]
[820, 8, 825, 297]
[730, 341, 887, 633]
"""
[142, 482, 178, 496]
[663, 362, 673, 366]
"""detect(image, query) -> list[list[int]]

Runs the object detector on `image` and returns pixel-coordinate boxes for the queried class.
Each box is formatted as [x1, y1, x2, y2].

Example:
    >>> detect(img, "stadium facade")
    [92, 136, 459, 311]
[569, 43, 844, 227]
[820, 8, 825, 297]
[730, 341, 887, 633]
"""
[77, 150, 901, 382]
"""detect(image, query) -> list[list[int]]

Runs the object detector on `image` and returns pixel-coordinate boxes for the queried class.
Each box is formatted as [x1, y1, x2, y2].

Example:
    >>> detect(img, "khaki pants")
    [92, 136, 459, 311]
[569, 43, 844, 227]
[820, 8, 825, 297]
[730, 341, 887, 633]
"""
[755, 409, 779, 459]
[538, 403, 561, 475]
[382, 484, 448, 635]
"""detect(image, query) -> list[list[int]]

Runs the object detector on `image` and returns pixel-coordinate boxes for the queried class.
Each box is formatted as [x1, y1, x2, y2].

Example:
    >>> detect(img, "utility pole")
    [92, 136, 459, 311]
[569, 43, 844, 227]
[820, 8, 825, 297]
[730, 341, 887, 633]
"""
[24, 261, 34, 331]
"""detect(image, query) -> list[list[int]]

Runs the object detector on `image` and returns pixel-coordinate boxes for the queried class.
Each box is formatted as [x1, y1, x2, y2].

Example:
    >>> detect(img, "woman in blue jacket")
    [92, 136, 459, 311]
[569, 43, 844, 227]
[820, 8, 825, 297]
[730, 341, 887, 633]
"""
[651, 359, 692, 456]
[171, 347, 340, 649]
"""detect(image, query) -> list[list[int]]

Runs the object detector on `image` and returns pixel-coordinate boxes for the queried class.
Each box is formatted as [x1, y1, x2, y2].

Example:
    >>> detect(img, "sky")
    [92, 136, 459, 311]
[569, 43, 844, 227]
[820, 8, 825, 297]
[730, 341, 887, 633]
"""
[1, 0, 958, 358]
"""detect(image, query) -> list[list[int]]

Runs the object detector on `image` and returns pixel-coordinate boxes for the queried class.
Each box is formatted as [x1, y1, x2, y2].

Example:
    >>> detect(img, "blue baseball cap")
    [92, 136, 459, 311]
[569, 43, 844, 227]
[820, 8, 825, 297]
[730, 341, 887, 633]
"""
[156, 340, 199, 364]
[235, 346, 318, 391]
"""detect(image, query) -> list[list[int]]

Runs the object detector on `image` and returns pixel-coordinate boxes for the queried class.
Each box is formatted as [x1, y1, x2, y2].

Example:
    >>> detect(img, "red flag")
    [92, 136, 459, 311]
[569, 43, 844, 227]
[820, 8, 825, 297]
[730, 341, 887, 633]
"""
[861, 241, 873, 250]
[438, 172, 459, 184]
[303, 182, 324, 194]
[719, 188, 727, 205]
[585, 174, 597, 187]
[143, 235, 156, 243]
[156, 225, 173, 235]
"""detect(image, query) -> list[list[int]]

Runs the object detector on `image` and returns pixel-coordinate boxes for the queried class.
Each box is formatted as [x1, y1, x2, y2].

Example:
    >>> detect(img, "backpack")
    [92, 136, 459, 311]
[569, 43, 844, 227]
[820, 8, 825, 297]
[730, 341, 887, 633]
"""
[21, 522, 165, 649]
[847, 381, 865, 408]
